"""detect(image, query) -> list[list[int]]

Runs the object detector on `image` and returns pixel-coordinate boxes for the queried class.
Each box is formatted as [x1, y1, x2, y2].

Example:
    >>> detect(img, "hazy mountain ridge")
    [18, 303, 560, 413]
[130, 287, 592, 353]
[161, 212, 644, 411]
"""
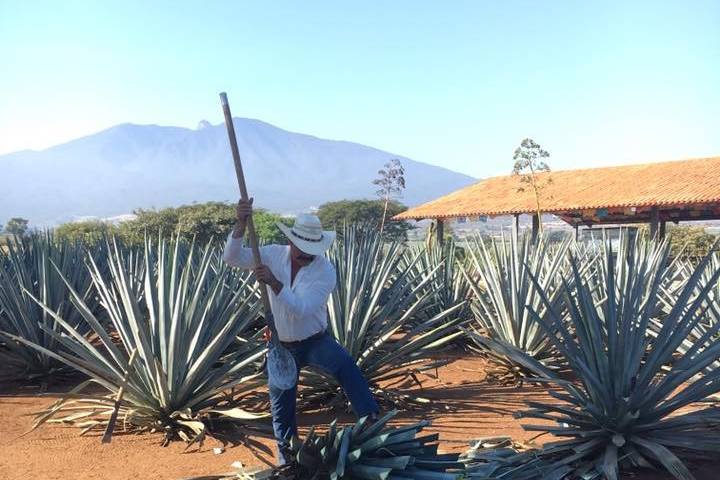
[0, 119, 476, 226]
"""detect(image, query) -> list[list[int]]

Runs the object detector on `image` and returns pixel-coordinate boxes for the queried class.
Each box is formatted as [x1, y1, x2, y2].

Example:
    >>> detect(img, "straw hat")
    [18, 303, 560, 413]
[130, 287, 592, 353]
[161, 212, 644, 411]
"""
[277, 214, 336, 256]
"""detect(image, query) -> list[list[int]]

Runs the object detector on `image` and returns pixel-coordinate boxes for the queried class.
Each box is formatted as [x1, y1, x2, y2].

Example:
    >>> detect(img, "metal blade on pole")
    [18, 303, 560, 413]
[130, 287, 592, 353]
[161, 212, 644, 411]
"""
[219, 92, 297, 391]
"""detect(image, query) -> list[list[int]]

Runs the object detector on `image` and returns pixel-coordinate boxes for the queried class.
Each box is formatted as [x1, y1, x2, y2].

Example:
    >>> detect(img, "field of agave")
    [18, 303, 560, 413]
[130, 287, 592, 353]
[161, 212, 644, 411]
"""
[1, 227, 719, 480]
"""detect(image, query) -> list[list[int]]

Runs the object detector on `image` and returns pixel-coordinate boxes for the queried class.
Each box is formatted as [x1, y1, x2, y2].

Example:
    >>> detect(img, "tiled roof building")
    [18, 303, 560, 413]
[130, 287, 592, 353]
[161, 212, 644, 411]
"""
[394, 156, 720, 240]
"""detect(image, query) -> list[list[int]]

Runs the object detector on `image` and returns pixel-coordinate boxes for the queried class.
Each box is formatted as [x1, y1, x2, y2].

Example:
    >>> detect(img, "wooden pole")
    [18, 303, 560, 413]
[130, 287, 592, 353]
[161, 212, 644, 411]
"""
[436, 219, 444, 246]
[574, 224, 579, 242]
[650, 207, 660, 239]
[512, 214, 520, 242]
[659, 219, 667, 240]
[220, 92, 298, 392]
[531, 214, 540, 242]
[220, 93, 276, 338]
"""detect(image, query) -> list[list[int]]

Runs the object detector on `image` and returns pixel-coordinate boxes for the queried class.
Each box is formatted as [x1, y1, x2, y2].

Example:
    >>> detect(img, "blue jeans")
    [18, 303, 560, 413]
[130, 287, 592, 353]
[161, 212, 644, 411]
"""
[268, 332, 379, 465]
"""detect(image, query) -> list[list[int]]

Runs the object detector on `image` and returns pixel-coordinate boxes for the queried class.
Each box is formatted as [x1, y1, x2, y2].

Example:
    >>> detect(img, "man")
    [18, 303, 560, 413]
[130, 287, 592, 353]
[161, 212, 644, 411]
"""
[223, 198, 379, 464]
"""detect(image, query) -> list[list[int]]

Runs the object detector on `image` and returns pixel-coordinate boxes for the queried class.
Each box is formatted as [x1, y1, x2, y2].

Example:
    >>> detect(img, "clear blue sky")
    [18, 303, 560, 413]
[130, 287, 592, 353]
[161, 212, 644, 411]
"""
[1, 1, 718, 178]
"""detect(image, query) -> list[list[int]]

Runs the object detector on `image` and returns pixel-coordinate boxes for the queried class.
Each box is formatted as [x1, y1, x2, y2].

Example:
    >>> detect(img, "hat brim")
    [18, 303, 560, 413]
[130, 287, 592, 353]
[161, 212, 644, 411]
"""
[277, 222, 336, 256]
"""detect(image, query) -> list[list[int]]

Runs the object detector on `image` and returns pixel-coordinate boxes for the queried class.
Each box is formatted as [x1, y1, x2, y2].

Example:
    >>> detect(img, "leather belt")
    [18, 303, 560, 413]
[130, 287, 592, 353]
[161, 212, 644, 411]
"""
[279, 329, 327, 346]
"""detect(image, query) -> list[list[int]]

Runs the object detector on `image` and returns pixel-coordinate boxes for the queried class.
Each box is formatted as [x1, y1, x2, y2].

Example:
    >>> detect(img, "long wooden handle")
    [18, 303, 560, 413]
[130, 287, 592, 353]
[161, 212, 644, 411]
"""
[219, 92, 273, 319]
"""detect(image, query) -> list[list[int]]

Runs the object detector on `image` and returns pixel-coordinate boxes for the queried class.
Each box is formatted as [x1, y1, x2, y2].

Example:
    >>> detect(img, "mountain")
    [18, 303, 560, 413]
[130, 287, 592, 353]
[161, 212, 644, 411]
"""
[0, 118, 476, 226]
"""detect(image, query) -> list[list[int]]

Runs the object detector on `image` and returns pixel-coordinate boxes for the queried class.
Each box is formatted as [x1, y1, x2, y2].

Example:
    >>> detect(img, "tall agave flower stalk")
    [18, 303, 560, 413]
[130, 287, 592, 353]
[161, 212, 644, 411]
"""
[6, 236, 268, 446]
[0, 233, 96, 381]
[300, 227, 465, 410]
[497, 236, 720, 480]
[462, 232, 573, 384]
[186, 411, 463, 480]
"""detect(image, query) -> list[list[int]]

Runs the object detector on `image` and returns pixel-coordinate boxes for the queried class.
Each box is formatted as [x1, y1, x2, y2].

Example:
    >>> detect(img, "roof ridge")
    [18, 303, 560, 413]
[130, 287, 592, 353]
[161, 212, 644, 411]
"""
[478, 155, 720, 181]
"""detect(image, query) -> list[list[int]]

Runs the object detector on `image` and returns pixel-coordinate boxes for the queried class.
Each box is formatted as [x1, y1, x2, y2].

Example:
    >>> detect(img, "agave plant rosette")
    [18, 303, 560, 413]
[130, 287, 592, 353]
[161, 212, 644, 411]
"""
[461, 232, 574, 383]
[6, 235, 268, 445]
[300, 227, 466, 410]
[498, 236, 720, 480]
[187, 410, 463, 480]
[0, 232, 97, 381]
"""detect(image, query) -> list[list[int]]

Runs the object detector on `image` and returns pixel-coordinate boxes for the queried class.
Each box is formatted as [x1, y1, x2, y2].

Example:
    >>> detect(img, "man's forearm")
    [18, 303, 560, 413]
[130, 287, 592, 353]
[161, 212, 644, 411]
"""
[253, 264, 283, 294]
[232, 221, 246, 239]
[269, 278, 283, 295]
[223, 221, 253, 268]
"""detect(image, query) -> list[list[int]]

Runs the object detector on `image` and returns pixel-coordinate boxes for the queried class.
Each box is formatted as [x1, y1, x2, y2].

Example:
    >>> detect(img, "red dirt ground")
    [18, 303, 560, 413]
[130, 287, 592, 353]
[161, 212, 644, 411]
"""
[0, 355, 716, 479]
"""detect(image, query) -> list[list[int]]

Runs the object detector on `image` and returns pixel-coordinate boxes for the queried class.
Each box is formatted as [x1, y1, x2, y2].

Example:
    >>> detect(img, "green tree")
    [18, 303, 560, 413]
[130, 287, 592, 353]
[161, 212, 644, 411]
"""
[175, 202, 237, 242]
[317, 199, 411, 241]
[667, 226, 717, 261]
[253, 209, 293, 245]
[115, 208, 179, 245]
[372, 159, 406, 236]
[637, 224, 718, 262]
[667, 225, 717, 261]
[512, 139, 551, 234]
[5, 217, 29, 236]
[55, 220, 117, 245]
[116, 202, 290, 245]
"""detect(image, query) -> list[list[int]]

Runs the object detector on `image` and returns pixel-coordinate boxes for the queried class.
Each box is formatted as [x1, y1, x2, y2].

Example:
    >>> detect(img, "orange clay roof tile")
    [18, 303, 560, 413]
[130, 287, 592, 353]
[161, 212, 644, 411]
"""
[394, 156, 720, 220]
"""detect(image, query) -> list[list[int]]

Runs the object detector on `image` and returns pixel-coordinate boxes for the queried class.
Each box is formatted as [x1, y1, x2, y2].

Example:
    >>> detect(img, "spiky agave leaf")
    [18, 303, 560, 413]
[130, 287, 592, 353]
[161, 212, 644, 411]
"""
[497, 234, 720, 480]
[300, 226, 466, 410]
[5, 234, 269, 445]
[461, 232, 575, 384]
[0, 232, 97, 382]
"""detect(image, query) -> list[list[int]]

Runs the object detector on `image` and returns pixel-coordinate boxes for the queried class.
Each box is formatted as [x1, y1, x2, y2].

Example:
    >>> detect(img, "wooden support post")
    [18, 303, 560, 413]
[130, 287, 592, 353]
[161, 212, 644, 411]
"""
[659, 220, 667, 240]
[574, 224, 579, 242]
[512, 214, 520, 242]
[531, 214, 540, 242]
[436, 219, 444, 246]
[650, 207, 659, 239]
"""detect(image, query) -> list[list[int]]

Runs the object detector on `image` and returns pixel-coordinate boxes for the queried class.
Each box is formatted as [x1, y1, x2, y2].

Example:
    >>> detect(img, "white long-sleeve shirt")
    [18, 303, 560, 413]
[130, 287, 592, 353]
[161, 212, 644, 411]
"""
[222, 232, 336, 342]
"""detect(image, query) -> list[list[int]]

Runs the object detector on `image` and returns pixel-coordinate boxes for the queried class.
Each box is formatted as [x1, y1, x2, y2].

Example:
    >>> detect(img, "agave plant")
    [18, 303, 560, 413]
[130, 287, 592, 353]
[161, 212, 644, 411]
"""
[461, 232, 574, 384]
[186, 410, 463, 480]
[402, 238, 473, 327]
[5, 235, 268, 445]
[654, 252, 720, 374]
[300, 226, 466, 410]
[0, 232, 97, 382]
[497, 235, 720, 480]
